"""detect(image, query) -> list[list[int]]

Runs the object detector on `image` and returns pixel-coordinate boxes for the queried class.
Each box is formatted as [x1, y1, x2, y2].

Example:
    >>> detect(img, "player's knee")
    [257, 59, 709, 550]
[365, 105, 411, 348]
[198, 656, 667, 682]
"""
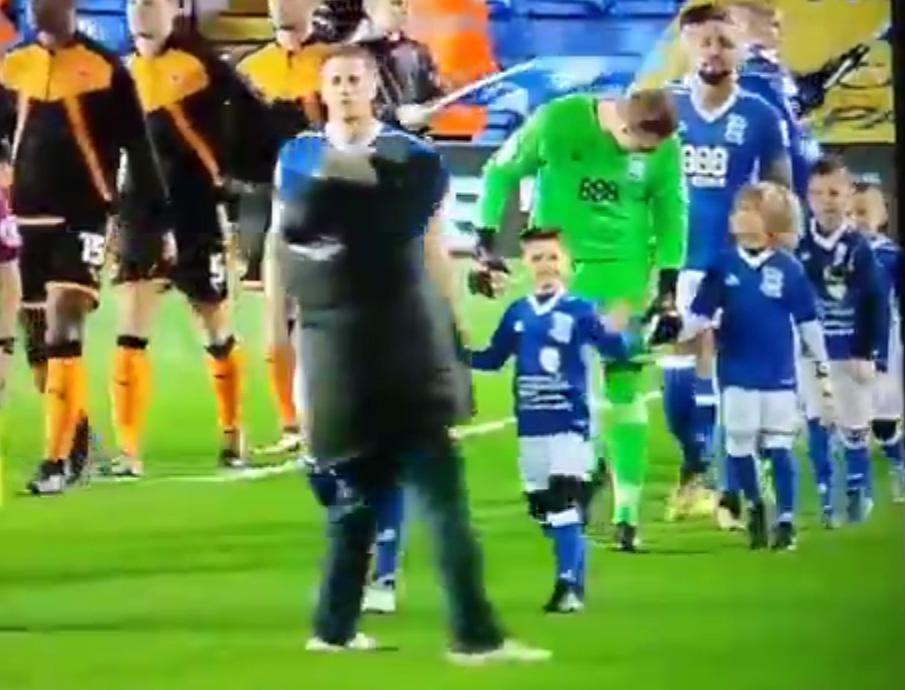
[524, 490, 549, 525]
[20, 308, 47, 365]
[725, 431, 757, 458]
[547, 475, 584, 513]
[871, 419, 901, 444]
[761, 432, 796, 451]
[206, 335, 237, 360]
[546, 477, 583, 527]
[840, 427, 870, 450]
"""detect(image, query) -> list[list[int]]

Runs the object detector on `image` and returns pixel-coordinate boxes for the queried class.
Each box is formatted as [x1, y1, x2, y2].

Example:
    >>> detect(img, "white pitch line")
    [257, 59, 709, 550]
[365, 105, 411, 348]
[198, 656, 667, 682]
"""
[130, 391, 664, 484]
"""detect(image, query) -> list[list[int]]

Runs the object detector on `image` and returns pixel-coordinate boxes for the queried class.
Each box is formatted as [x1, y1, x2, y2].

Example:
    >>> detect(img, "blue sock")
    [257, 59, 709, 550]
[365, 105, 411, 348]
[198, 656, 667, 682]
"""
[807, 419, 834, 513]
[663, 364, 697, 478]
[880, 437, 904, 469]
[766, 447, 796, 523]
[729, 454, 761, 505]
[722, 446, 740, 494]
[575, 533, 587, 597]
[841, 429, 871, 494]
[548, 510, 582, 584]
[372, 486, 405, 584]
[692, 375, 717, 473]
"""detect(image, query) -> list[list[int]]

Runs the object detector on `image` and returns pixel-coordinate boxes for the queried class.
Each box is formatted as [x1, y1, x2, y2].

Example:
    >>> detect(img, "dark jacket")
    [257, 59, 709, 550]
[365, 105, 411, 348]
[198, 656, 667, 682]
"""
[0, 32, 167, 231]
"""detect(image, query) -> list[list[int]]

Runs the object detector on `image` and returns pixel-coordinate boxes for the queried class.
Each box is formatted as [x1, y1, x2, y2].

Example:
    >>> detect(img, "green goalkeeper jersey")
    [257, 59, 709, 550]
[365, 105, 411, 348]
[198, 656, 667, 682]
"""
[478, 94, 688, 303]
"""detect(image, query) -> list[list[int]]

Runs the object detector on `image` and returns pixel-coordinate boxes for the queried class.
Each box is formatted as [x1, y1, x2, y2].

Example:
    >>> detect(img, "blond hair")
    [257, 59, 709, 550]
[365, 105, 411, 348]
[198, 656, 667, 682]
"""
[734, 182, 802, 244]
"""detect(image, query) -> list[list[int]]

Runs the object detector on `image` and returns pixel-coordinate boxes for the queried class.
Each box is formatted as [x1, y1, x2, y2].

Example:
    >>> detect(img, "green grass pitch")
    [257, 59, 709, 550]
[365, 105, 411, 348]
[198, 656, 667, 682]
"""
[1, 274, 903, 690]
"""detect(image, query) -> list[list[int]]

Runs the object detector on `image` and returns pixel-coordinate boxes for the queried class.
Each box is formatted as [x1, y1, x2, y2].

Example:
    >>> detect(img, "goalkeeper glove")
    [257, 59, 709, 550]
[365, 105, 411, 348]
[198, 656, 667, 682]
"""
[643, 269, 682, 346]
[467, 229, 510, 298]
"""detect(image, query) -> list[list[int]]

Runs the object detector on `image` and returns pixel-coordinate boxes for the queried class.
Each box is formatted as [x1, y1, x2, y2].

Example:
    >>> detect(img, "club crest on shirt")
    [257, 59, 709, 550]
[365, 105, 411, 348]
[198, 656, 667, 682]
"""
[627, 155, 646, 181]
[725, 114, 748, 146]
[760, 265, 783, 298]
[550, 312, 574, 344]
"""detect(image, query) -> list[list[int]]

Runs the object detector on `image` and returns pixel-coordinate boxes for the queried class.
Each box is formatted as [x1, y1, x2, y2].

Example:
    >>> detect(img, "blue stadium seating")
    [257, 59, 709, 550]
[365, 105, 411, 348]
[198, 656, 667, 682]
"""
[486, 0, 515, 20]
[608, 1, 681, 17]
[519, 1, 613, 18]
[495, 16, 667, 60]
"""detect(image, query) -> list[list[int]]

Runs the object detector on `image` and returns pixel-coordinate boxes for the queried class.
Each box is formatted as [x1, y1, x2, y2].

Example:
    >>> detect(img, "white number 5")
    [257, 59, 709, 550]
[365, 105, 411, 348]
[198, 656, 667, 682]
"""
[210, 252, 226, 291]
[79, 232, 106, 268]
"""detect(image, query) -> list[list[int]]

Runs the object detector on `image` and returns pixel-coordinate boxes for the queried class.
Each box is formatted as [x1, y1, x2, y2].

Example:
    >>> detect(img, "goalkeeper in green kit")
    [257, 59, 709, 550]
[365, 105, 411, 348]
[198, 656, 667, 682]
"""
[473, 89, 687, 551]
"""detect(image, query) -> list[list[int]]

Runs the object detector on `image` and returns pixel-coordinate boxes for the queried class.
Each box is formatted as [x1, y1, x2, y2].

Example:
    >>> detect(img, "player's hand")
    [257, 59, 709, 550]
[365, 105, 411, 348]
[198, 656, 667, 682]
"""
[467, 228, 510, 298]
[396, 103, 432, 130]
[603, 301, 632, 332]
[321, 148, 379, 186]
[846, 359, 875, 385]
[814, 362, 836, 427]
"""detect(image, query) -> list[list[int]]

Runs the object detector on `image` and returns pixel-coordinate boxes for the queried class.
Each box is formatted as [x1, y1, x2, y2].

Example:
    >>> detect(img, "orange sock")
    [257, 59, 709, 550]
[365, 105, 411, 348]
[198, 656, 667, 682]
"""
[44, 346, 87, 461]
[206, 337, 242, 432]
[111, 337, 151, 457]
[266, 343, 298, 430]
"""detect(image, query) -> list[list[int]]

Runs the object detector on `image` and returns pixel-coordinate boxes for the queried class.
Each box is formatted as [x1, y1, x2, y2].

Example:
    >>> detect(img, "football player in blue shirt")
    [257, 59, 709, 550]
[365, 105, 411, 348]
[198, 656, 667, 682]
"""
[797, 156, 887, 525]
[665, 3, 792, 523]
[468, 228, 641, 608]
[680, 181, 831, 550]
[851, 179, 904, 504]
[727, 0, 820, 200]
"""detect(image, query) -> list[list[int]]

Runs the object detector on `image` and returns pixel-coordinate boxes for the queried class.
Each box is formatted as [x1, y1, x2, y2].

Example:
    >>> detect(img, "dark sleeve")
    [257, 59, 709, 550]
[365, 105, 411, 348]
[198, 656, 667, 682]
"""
[851, 242, 885, 361]
[0, 83, 16, 146]
[689, 267, 723, 319]
[207, 51, 279, 184]
[469, 305, 517, 370]
[577, 307, 630, 360]
[111, 61, 169, 233]
[414, 42, 444, 102]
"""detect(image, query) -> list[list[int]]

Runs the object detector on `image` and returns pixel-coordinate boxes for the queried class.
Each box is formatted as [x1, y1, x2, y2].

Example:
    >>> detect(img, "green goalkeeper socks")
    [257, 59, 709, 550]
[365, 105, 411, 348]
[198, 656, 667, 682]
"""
[604, 365, 649, 527]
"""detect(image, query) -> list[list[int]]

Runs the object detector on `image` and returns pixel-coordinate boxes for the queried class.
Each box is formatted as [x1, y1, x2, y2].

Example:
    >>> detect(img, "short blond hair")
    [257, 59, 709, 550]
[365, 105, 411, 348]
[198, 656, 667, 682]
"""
[734, 182, 802, 244]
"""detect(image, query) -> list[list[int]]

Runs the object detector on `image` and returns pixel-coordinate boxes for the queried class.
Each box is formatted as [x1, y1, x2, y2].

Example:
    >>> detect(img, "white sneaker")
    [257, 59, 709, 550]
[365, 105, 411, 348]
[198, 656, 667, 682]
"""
[716, 506, 744, 532]
[27, 461, 66, 496]
[254, 430, 305, 456]
[447, 640, 552, 666]
[305, 633, 378, 653]
[362, 582, 397, 614]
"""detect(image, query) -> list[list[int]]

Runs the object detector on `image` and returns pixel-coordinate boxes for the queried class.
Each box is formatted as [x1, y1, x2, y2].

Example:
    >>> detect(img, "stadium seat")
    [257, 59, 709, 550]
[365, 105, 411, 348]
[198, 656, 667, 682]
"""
[519, 1, 613, 18]
[486, 0, 514, 20]
[608, 1, 681, 17]
[516, 17, 665, 60]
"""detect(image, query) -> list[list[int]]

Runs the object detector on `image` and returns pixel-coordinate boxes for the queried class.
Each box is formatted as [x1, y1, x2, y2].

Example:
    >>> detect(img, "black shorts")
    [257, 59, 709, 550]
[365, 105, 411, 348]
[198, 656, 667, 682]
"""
[20, 222, 107, 307]
[115, 200, 228, 304]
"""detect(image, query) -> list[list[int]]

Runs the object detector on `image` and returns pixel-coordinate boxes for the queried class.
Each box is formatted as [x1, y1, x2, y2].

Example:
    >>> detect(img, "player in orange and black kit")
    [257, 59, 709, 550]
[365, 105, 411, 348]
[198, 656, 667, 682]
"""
[107, 0, 275, 476]
[0, 0, 169, 495]
[233, 0, 329, 456]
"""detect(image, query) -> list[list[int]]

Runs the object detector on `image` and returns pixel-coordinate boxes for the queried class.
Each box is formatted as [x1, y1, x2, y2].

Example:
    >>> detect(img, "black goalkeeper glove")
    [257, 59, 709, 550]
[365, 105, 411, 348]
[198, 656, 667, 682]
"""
[467, 229, 510, 298]
[643, 269, 682, 346]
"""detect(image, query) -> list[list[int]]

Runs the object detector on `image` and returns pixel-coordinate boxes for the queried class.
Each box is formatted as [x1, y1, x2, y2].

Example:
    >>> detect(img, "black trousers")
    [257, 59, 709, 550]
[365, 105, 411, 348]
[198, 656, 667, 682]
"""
[312, 436, 504, 651]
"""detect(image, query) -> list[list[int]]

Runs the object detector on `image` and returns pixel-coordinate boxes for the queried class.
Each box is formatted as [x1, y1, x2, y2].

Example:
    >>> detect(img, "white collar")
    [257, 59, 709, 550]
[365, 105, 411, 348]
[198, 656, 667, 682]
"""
[736, 245, 774, 269]
[528, 288, 566, 316]
[324, 120, 383, 152]
[689, 76, 739, 123]
[809, 219, 850, 251]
